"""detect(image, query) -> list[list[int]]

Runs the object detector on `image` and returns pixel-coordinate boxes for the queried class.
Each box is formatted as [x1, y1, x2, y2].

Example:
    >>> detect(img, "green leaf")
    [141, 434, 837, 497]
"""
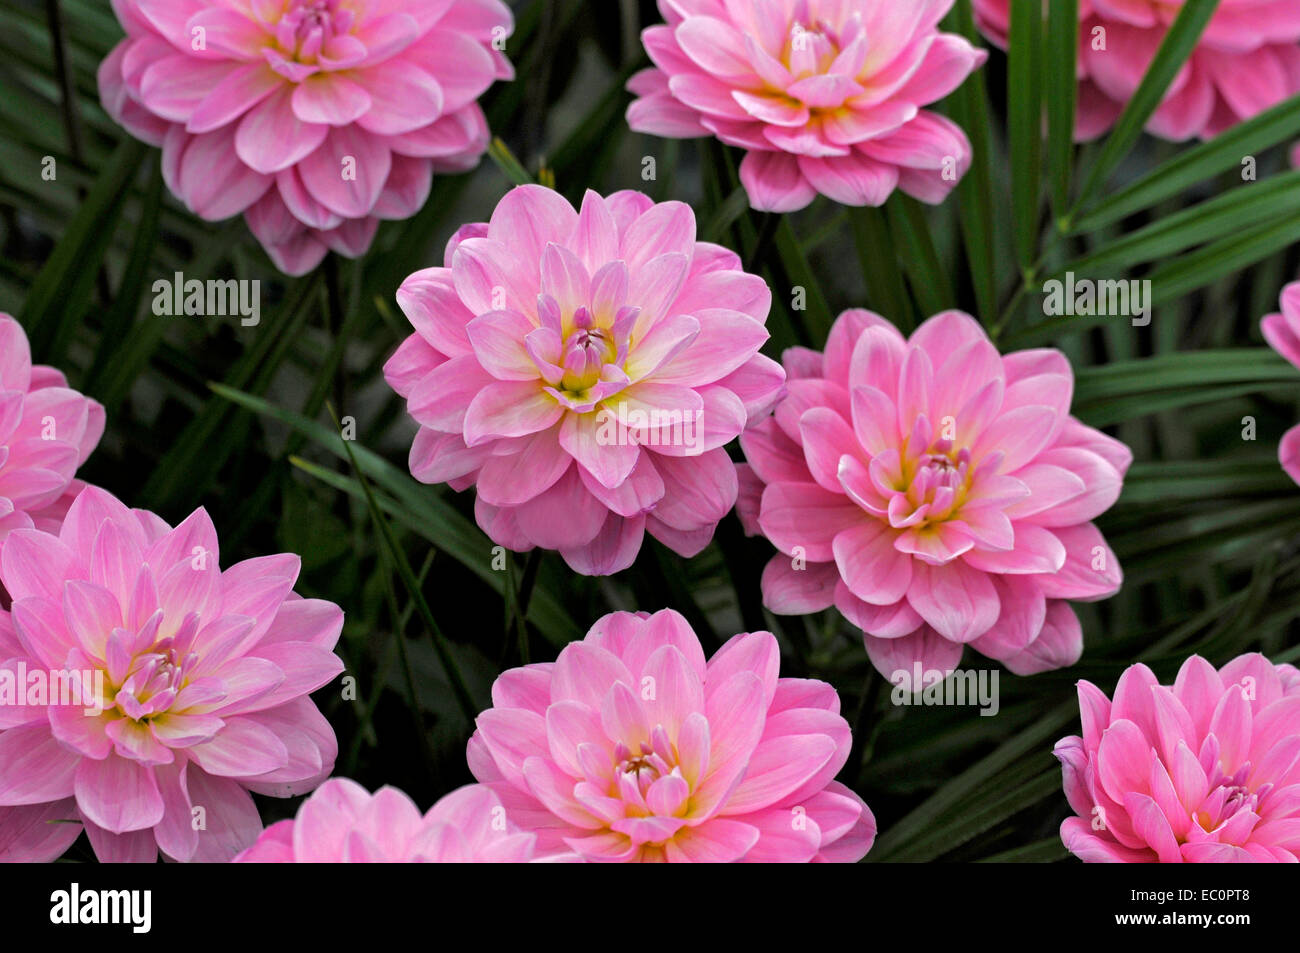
[93, 222, 245, 416]
[1078, 383, 1294, 428]
[851, 206, 912, 328]
[487, 136, 534, 186]
[1068, 0, 1219, 222]
[1111, 499, 1300, 575]
[887, 196, 957, 317]
[1008, 0, 1044, 271]
[976, 837, 1069, 863]
[886, 769, 1063, 863]
[1075, 349, 1294, 400]
[1072, 349, 1296, 425]
[1147, 215, 1300, 306]
[1046, 0, 1079, 216]
[209, 384, 582, 647]
[869, 703, 1075, 861]
[1071, 94, 1300, 233]
[1120, 460, 1294, 505]
[1194, 545, 1280, 657]
[773, 218, 833, 343]
[701, 186, 751, 244]
[548, 57, 643, 194]
[18, 137, 146, 361]
[862, 703, 1040, 787]
[1052, 169, 1300, 277]
[327, 405, 479, 722]
[140, 274, 321, 509]
[83, 157, 163, 395]
[946, 0, 999, 324]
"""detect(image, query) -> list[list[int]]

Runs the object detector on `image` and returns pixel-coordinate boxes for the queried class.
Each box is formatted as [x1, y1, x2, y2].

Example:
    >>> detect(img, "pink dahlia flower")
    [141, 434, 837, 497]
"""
[737, 309, 1133, 678]
[100, 0, 514, 275]
[235, 777, 535, 862]
[1057, 654, 1300, 862]
[1261, 282, 1300, 486]
[0, 315, 104, 551]
[626, 0, 987, 212]
[973, 0, 1300, 142]
[384, 185, 785, 576]
[467, 608, 875, 862]
[0, 486, 344, 862]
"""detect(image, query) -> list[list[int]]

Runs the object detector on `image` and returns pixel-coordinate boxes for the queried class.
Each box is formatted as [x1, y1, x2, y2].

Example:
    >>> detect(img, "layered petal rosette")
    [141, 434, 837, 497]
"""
[234, 778, 535, 862]
[0, 315, 104, 551]
[99, 0, 514, 275]
[0, 487, 344, 862]
[973, 0, 1300, 142]
[1261, 282, 1300, 486]
[1057, 654, 1300, 862]
[737, 309, 1132, 678]
[467, 608, 875, 863]
[384, 185, 785, 576]
[626, 0, 987, 212]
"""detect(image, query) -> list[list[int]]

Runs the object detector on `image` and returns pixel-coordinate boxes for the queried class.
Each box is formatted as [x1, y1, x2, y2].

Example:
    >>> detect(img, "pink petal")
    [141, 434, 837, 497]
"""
[235, 86, 329, 175]
[739, 151, 818, 213]
[74, 753, 164, 834]
[464, 381, 564, 447]
[905, 558, 1000, 643]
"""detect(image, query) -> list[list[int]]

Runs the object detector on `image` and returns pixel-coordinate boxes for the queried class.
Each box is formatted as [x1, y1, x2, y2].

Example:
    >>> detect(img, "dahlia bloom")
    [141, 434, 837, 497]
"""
[384, 185, 785, 576]
[1261, 282, 1300, 486]
[626, 0, 987, 212]
[737, 309, 1132, 678]
[1057, 654, 1300, 862]
[0, 315, 104, 551]
[467, 608, 875, 862]
[99, 0, 514, 275]
[973, 0, 1300, 142]
[234, 778, 536, 862]
[0, 486, 344, 862]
